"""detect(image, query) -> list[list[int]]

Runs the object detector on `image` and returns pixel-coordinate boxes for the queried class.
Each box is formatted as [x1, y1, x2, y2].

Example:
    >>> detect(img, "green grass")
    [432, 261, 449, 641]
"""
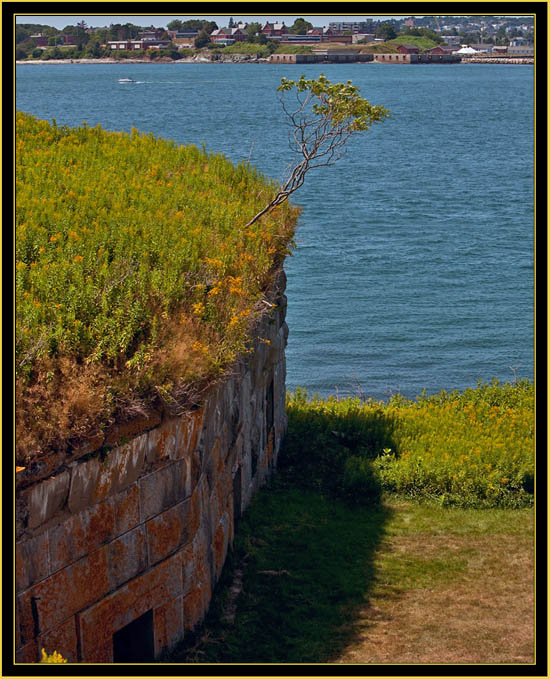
[209, 42, 273, 57]
[167, 477, 533, 663]
[387, 34, 440, 51]
[15, 112, 298, 460]
[171, 481, 390, 662]
[283, 380, 534, 509]
[167, 380, 535, 663]
[272, 44, 314, 54]
[360, 43, 399, 53]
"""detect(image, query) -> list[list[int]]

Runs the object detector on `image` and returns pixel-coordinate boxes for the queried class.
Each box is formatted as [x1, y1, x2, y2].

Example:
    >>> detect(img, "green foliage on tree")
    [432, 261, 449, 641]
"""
[289, 18, 313, 35]
[176, 19, 217, 33]
[194, 28, 211, 48]
[16, 24, 57, 44]
[84, 40, 105, 58]
[246, 21, 262, 42]
[167, 19, 184, 31]
[401, 26, 444, 44]
[375, 23, 397, 40]
[246, 74, 390, 226]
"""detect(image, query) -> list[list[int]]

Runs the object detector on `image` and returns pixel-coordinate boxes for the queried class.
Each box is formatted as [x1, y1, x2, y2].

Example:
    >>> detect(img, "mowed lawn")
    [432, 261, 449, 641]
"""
[334, 499, 534, 664]
[168, 382, 535, 665]
[168, 486, 534, 664]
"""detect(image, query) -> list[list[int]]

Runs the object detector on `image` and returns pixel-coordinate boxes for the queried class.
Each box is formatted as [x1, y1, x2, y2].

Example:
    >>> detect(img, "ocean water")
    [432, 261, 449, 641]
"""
[15, 62, 534, 400]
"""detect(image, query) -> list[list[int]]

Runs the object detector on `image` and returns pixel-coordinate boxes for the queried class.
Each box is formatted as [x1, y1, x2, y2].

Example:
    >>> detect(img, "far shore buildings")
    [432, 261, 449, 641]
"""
[28, 18, 533, 57]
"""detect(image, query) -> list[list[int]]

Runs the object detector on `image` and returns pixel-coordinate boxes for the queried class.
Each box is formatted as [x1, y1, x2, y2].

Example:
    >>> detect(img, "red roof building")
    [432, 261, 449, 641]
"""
[396, 44, 420, 54]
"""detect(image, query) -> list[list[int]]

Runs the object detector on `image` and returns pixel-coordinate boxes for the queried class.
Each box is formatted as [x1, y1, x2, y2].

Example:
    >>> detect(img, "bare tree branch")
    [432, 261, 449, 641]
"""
[245, 74, 390, 228]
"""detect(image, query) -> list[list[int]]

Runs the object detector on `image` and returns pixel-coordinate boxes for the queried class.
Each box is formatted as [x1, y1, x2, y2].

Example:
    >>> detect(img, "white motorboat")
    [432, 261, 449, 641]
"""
[118, 77, 136, 83]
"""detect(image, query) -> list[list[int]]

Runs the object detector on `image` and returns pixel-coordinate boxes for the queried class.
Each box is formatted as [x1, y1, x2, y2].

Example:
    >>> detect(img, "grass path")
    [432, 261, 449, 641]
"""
[168, 481, 534, 665]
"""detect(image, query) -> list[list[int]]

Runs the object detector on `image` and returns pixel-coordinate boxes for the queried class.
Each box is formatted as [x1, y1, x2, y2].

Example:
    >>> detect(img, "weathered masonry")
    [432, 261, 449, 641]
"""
[269, 51, 374, 64]
[15, 269, 289, 663]
[373, 53, 461, 63]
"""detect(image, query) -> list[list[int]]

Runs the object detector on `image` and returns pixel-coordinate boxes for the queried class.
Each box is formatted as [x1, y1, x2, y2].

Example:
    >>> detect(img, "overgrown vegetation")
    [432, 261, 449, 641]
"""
[387, 34, 440, 51]
[282, 379, 534, 508]
[15, 112, 299, 461]
[359, 43, 399, 53]
[208, 42, 272, 57]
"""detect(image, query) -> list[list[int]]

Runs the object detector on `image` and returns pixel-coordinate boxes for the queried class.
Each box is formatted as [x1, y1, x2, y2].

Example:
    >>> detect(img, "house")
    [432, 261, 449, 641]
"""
[508, 44, 534, 56]
[323, 32, 353, 44]
[280, 34, 321, 44]
[352, 33, 375, 43]
[107, 39, 171, 51]
[230, 27, 247, 42]
[441, 35, 461, 46]
[138, 30, 165, 41]
[404, 18, 416, 27]
[261, 21, 287, 36]
[328, 21, 370, 33]
[426, 46, 455, 54]
[470, 43, 493, 53]
[210, 27, 247, 44]
[30, 33, 49, 47]
[108, 40, 133, 50]
[168, 31, 199, 47]
[396, 44, 419, 54]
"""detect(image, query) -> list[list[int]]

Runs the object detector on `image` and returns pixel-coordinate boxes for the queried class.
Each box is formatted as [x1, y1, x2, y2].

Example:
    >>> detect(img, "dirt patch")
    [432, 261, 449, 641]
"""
[334, 532, 534, 664]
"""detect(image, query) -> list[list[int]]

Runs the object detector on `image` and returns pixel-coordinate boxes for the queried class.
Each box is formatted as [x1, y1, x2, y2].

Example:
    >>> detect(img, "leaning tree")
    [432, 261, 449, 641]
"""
[246, 74, 390, 227]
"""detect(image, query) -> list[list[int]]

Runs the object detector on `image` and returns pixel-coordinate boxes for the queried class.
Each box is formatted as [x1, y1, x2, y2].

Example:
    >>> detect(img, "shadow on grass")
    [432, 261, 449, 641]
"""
[168, 405, 398, 664]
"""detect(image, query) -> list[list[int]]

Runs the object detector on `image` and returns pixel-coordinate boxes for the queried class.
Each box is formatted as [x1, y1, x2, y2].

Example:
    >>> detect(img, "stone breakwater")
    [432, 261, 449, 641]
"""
[15, 269, 289, 663]
[466, 57, 533, 64]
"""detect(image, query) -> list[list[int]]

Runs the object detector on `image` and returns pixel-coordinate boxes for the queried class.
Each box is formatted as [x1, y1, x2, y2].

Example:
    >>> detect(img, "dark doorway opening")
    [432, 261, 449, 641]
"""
[113, 609, 154, 662]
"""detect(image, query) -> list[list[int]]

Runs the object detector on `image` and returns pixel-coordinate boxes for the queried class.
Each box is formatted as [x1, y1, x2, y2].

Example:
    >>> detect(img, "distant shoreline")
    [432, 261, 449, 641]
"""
[16, 56, 534, 66]
[16, 58, 195, 65]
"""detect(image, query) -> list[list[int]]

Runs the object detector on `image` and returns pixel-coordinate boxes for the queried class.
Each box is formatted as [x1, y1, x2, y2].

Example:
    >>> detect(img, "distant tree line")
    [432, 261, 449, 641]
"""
[15, 16, 534, 61]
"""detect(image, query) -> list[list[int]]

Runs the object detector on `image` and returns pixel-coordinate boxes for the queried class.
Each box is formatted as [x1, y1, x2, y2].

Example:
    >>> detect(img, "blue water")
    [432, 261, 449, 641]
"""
[16, 62, 534, 400]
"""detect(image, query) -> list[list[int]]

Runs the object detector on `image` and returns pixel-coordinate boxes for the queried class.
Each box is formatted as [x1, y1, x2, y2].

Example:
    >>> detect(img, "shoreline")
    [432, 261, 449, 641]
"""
[16, 56, 534, 66]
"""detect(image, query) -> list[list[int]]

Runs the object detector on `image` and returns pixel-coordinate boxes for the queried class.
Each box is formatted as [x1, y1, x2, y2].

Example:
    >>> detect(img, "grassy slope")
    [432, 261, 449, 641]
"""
[16, 112, 299, 461]
[387, 34, 440, 51]
[360, 43, 399, 53]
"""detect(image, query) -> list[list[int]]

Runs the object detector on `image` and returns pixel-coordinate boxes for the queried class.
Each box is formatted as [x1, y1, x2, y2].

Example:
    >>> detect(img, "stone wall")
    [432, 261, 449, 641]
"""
[15, 269, 289, 663]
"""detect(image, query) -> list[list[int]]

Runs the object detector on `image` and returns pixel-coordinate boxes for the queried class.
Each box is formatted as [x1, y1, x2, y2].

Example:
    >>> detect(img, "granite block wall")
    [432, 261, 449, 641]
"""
[15, 269, 289, 663]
